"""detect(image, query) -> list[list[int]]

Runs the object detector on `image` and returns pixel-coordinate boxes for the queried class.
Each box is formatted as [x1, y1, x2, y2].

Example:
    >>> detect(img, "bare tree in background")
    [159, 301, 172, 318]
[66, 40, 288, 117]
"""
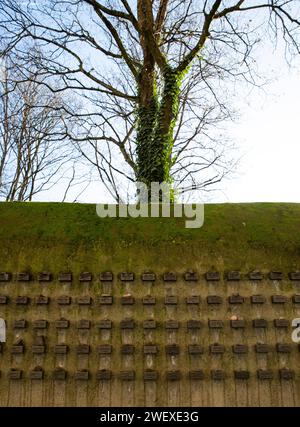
[0, 53, 75, 201]
[0, 1, 299, 201]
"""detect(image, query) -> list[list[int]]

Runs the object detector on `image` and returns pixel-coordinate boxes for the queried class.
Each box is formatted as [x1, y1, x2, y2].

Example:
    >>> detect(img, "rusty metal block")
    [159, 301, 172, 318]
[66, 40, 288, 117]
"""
[120, 370, 135, 380]
[276, 343, 291, 353]
[143, 320, 157, 329]
[9, 369, 22, 380]
[187, 320, 202, 329]
[77, 295, 92, 305]
[58, 272, 72, 282]
[210, 344, 225, 354]
[163, 272, 177, 282]
[14, 319, 27, 329]
[11, 345, 24, 354]
[257, 369, 273, 380]
[251, 295, 266, 304]
[279, 369, 295, 380]
[121, 295, 135, 305]
[120, 319, 135, 329]
[98, 319, 112, 329]
[99, 295, 113, 305]
[234, 370, 250, 380]
[255, 343, 270, 353]
[205, 271, 220, 281]
[211, 370, 225, 380]
[184, 271, 198, 281]
[77, 344, 90, 354]
[97, 345, 112, 355]
[30, 367, 44, 380]
[119, 272, 134, 282]
[269, 271, 283, 280]
[142, 295, 156, 305]
[32, 337, 45, 354]
[188, 345, 203, 355]
[57, 295, 71, 305]
[186, 295, 200, 305]
[227, 271, 241, 281]
[121, 344, 135, 355]
[0, 272, 11, 282]
[208, 320, 224, 329]
[166, 370, 181, 380]
[232, 344, 248, 354]
[293, 295, 300, 303]
[272, 295, 287, 304]
[274, 319, 289, 328]
[96, 369, 112, 380]
[38, 272, 52, 282]
[165, 344, 180, 355]
[53, 368, 67, 380]
[17, 272, 30, 282]
[143, 345, 158, 354]
[16, 296, 30, 305]
[249, 271, 263, 280]
[33, 320, 48, 329]
[253, 319, 268, 328]
[207, 295, 222, 305]
[165, 320, 179, 329]
[141, 272, 156, 281]
[36, 295, 49, 305]
[0, 295, 8, 304]
[189, 370, 204, 380]
[77, 319, 91, 329]
[231, 319, 245, 329]
[143, 370, 158, 380]
[54, 344, 68, 354]
[229, 294, 244, 304]
[79, 272, 92, 282]
[75, 370, 89, 380]
[289, 271, 300, 281]
[165, 295, 178, 305]
[32, 345, 45, 354]
[55, 319, 69, 329]
[100, 272, 113, 281]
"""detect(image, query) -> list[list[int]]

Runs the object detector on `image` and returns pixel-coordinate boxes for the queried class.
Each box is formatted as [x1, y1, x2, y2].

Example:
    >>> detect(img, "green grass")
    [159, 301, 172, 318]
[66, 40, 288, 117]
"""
[0, 201, 300, 273]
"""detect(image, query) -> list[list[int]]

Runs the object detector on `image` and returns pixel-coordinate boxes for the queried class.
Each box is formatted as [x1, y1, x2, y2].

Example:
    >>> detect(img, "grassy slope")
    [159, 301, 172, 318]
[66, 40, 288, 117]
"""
[0, 201, 300, 273]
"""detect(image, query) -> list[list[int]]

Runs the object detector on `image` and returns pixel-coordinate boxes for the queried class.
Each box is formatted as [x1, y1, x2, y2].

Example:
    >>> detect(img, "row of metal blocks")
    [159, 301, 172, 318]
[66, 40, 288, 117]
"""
[1, 294, 300, 306]
[0, 368, 297, 381]
[2, 342, 300, 355]
[1, 271, 300, 283]
[1, 318, 298, 330]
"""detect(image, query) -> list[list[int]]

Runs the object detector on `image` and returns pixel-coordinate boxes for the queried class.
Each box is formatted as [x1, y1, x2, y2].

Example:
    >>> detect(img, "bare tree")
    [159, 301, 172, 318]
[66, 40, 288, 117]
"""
[0, 53, 75, 201]
[1, 1, 299, 201]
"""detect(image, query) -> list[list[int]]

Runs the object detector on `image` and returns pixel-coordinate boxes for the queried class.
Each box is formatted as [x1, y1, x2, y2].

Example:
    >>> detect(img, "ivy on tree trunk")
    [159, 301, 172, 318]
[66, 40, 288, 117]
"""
[136, 65, 187, 200]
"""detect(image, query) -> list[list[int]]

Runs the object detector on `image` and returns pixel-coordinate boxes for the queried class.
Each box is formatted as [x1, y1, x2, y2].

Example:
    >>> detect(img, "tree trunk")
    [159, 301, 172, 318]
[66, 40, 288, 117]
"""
[136, 67, 184, 200]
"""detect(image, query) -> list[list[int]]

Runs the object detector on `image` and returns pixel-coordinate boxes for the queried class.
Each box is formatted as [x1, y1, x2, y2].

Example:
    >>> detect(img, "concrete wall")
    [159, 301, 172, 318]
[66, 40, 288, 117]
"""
[0, 270, 299, 407]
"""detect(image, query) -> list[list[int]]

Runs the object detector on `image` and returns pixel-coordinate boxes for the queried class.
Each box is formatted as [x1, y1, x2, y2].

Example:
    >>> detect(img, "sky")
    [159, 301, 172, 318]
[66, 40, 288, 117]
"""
[70, 50, 300, 205]
[218, 61, 300, 203]
[14, 9, 299, 206]
[1, 2, 300, 205]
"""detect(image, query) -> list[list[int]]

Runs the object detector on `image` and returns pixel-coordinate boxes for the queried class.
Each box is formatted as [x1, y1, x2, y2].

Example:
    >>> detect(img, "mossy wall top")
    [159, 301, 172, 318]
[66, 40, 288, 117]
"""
[0, 202, 300, 274]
